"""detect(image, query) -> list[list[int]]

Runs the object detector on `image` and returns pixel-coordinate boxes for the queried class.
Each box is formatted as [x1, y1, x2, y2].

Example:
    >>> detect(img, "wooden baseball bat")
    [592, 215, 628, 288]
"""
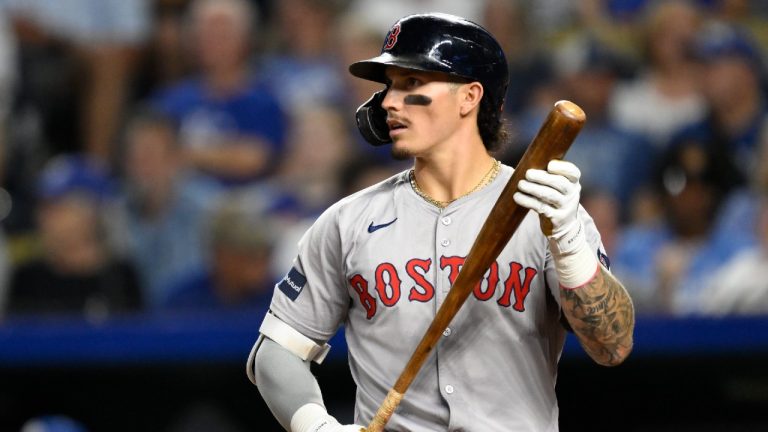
[364, 100, 586, 432]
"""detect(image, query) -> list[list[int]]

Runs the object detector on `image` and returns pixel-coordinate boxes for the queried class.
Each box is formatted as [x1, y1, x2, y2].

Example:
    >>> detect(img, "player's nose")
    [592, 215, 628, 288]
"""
[381, 87, 403, 112]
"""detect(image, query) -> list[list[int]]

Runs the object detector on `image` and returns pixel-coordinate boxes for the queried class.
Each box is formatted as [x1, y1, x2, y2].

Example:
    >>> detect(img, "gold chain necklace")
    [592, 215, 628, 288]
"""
[409, 159, 501, 209]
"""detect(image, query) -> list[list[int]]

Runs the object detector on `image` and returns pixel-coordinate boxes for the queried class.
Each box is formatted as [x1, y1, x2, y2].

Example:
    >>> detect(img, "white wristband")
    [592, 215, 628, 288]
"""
[548, 221, 599, 288]
[552, 241, 599, 289]
[291, 403, 339, 432]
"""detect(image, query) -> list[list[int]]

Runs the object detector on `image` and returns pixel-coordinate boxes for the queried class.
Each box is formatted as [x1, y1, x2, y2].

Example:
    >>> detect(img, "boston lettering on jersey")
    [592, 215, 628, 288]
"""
[349, 255, 538, 319]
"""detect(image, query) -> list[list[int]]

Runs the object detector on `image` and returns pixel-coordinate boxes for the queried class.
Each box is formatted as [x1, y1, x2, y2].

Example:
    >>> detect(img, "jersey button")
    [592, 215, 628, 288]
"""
[441, 239, 450, 247]
[445, 385, 454, 394]
[443, 327, 452, 337]
[441, 216, 452, 225]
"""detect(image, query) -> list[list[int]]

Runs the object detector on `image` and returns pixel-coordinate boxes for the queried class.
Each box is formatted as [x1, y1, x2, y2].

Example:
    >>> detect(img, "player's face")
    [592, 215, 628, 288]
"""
[381, 67, 467, 159]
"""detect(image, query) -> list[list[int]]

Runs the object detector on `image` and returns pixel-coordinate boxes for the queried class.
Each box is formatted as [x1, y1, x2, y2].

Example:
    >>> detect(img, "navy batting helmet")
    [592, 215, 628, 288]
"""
[350, 13, 509, 146]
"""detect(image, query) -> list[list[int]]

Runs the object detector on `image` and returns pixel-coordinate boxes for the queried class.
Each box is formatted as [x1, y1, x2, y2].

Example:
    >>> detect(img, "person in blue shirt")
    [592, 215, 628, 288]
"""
[259, 0, 346, 116]
[151, 0, 286, 187]
[612, 140, 748, 315]
[670, 21, 768, 182]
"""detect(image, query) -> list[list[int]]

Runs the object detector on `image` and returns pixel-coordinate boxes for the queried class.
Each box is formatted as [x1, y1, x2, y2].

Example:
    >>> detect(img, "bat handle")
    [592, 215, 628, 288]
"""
[539, 215, 554, 237]
[363, 389, 404, 432]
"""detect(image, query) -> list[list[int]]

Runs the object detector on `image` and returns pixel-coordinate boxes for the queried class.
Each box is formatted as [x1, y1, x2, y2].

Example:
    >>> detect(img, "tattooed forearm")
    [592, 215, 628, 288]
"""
[561, 266, 635, 366]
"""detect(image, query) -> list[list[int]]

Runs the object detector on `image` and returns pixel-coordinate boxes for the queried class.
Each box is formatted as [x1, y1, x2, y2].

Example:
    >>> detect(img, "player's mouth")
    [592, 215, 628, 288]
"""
[387, 118, 408, 137]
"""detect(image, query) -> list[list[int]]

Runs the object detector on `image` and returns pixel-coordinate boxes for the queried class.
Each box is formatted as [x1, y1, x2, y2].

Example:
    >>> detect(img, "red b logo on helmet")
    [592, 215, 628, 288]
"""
[383, 24, 401, 50]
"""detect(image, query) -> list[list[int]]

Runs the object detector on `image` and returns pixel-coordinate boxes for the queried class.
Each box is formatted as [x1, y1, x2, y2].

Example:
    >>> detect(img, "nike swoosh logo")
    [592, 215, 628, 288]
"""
[367, 218, 398, 233]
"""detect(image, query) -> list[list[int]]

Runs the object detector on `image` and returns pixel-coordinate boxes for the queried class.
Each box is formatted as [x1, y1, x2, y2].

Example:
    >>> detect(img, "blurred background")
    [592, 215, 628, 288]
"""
[0, 0, 766, 430]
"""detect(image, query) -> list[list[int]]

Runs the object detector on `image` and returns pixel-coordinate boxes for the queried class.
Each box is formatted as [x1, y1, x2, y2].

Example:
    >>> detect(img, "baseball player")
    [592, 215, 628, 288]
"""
[247, 13, 635, 432]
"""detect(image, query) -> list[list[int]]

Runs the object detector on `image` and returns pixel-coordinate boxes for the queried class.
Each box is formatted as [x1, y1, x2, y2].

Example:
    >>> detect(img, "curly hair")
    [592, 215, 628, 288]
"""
[477, 95, 508, 152]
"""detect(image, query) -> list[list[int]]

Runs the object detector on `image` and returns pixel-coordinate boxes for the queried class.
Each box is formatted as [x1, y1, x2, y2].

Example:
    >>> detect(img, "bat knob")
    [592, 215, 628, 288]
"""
[554, 100, 586, 123]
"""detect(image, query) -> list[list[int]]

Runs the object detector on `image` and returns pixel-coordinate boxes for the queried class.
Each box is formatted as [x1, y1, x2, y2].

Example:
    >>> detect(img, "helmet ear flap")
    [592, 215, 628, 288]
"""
[355, 89, 391, 146]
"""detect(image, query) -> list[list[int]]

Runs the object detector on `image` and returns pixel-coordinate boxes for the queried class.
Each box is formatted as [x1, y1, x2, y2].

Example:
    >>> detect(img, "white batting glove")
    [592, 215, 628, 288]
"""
[513, 160, 598, 288]
[291, 403, 364, 432]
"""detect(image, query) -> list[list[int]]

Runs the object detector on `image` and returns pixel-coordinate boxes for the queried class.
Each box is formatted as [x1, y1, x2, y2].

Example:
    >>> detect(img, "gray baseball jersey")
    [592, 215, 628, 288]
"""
[268, 164, 606, 432]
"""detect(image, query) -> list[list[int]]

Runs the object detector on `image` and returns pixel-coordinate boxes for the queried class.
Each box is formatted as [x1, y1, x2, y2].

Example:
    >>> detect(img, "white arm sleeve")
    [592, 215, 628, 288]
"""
[253, 337, 326, 431]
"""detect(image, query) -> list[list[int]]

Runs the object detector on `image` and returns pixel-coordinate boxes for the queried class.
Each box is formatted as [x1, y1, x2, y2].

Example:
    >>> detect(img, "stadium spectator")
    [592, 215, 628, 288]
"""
[259, 0, 346, 116]
[6, 155, 142, 319]
[612, 141, 745, 314]
[669, 21, 768, 181]
[692, 99, 768, 315]
[151, 0, 286, 186]
[117, 109, 215, 309]
[161, 194, 275, 313]
[609, 0, 707, 149]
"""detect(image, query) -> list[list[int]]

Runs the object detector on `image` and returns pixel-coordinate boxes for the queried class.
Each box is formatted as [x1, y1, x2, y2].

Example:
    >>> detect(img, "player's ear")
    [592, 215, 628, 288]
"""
[458, 81, 483, 116]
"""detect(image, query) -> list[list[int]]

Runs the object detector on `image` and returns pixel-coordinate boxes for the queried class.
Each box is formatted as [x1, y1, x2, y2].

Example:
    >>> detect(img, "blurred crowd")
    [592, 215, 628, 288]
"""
[0, 0, 766, 323]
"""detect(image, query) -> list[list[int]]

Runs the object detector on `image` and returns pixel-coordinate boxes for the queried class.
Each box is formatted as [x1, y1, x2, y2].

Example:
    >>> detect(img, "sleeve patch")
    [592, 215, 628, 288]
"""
[277, 267, 307, 301]
[597, 248, 611, 270]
